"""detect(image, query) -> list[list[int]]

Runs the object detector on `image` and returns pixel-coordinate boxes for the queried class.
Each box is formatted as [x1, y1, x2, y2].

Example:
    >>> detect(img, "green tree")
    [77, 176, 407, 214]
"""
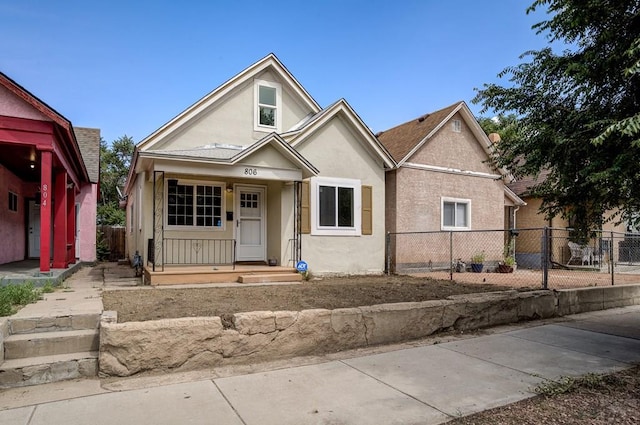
[98, 135, 134, 225]
[473, 0, 640, 234]
[476, 114, 521, 144]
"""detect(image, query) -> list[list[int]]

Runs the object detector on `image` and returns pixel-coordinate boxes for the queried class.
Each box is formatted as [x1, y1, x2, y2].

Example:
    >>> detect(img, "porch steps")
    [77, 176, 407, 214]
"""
[0, 314, 100, 389]
[146, 265, 300, 285]
[238, 273, 303, 284]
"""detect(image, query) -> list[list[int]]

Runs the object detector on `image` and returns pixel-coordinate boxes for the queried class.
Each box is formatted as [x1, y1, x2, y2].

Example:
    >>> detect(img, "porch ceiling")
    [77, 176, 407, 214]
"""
[0, 142, 41, 182]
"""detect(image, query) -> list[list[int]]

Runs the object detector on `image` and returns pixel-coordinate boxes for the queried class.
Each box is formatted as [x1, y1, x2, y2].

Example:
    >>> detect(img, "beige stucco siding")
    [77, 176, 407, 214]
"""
[296, 117, 386, 274]
[408, 112, 495, 175]
[149, 72, 313, 152]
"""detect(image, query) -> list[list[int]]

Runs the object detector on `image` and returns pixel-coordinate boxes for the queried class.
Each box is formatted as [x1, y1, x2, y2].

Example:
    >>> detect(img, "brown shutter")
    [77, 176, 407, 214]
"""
[301, 180, 311, 234]
[361, 185, 373, 235]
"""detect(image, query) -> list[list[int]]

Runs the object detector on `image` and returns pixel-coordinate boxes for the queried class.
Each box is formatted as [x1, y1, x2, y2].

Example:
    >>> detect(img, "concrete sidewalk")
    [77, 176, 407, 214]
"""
[1, 305, 639, 425]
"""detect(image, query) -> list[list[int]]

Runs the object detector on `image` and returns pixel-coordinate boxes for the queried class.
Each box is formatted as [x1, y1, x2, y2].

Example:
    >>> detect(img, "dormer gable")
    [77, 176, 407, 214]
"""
[137, 54, 321, 153]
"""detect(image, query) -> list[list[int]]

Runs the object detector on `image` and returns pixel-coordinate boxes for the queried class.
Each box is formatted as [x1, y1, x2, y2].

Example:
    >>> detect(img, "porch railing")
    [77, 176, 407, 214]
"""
[152, 238, 236, 269]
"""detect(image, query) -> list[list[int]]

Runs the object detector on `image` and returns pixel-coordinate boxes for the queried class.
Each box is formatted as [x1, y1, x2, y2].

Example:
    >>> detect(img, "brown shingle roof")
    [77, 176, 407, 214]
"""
[376, 102, 462, 162]
[74, 127, 101, 183]
[507, 169, 551, 196]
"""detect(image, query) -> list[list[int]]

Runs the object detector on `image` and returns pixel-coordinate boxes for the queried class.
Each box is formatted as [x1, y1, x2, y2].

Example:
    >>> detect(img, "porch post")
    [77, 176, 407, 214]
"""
[39, 150, 53, 273]
[66, 187, 76, 264]
[52, 169, 68, 268]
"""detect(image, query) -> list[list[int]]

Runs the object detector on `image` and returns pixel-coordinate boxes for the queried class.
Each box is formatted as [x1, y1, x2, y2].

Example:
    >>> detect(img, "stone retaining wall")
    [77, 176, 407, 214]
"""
[99, 285, 640, 377]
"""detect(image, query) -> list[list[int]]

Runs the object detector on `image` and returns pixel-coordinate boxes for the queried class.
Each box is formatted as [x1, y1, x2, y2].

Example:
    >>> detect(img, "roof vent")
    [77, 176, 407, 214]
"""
[417, 114, 429, 123]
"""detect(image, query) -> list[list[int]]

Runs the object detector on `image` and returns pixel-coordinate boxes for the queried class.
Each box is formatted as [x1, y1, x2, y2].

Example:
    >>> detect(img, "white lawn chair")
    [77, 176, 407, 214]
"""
[567, 242, 582, 265]
[581, 246, 594, 265]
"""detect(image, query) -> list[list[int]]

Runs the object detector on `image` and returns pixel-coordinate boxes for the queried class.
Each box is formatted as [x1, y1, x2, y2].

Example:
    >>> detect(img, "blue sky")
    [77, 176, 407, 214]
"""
[1, 1, 550, 144]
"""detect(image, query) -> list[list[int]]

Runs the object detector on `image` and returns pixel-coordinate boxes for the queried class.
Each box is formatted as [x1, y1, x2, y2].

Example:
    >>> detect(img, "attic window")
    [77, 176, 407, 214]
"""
[254, 80, 281, 132]
[452, 119, 462, 133]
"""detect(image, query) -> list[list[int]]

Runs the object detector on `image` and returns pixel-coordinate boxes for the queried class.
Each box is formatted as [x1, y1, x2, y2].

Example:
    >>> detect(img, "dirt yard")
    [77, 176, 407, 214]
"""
[102, 274, 525, 323]
[450, 366, 640, 424]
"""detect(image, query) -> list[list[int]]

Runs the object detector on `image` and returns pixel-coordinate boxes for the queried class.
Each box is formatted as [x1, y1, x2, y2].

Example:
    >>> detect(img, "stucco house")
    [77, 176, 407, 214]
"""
[377, 101, 525, 271]
[0, 72, 99, 273]
[124, 54, 395, 283]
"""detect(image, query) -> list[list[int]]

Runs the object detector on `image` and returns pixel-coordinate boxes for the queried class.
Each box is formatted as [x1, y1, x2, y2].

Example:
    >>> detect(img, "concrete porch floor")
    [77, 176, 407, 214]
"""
[0, 260, 85, 286]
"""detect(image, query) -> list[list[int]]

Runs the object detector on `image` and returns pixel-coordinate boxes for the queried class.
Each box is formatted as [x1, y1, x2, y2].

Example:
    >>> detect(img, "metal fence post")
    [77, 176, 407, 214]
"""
[611, 231, 615, 286]
[449, 231, 453, 280]
[542, 227, 549, 289]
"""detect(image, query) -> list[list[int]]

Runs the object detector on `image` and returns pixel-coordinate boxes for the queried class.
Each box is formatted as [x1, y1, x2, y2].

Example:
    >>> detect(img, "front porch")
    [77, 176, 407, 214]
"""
[0, 259, 84, 286]
[143, 264, 302, 286]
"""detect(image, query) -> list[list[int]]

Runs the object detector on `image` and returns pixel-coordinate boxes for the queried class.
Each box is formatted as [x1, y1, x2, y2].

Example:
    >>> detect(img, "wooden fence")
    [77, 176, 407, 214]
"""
[98, 225, 126, 261]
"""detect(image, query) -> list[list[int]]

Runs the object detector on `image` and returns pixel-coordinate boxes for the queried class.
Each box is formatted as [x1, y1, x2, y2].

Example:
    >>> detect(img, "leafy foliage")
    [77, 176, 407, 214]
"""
[0, 282, 44, 316]
[473, 0, 640, 234]
[98, 135, 134, 225]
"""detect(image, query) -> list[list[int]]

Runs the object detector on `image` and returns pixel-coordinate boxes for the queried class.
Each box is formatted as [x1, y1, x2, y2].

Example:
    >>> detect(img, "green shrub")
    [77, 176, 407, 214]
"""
[0, 282, 43, 317]
[0, 290, 13, 316]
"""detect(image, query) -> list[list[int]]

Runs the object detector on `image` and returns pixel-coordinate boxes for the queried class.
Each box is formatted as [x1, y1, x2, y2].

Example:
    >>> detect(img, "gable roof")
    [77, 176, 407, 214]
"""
[377, 102, 460, 164]
[136, 53, 321, 152]
[74, 127, 101, 183]
[508, 169, 552, 197]
[285, 98, 396, 169]
[137, 133, 318, 180]
[0, 72, 90, 184]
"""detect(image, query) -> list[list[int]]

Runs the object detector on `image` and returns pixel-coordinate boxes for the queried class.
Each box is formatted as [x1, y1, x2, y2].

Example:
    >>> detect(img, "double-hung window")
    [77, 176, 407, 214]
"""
[166, 180, 224, 229]
[311, 177, 361, 236]
[441, 197, 470, 230]
[254, 80, 281, 131]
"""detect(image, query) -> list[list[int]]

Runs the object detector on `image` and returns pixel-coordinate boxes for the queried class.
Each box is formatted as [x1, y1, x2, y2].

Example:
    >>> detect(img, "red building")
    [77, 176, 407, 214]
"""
[0, 72, 99, 273]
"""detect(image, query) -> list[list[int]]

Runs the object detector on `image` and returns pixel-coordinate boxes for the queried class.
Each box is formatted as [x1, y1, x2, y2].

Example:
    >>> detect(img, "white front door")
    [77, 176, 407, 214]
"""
[235, 185, 266, 262]
[28, 200, 41, 258]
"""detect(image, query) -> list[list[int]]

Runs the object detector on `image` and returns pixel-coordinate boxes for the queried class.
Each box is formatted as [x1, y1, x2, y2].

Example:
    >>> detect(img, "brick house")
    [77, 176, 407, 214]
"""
[377, 101, 524, 271]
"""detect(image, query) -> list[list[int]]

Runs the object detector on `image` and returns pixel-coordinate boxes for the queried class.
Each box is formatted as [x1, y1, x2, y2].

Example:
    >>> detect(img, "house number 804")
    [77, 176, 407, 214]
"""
[244, 168, 257, 176]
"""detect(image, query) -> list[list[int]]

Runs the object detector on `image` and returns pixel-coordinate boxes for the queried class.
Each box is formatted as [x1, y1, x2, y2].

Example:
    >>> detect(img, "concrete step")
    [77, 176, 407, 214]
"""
[9, 313, 100, 334]
[238, 273, 303, 284]
[0, 351, 98, 389]
[4, 329, 99, 359]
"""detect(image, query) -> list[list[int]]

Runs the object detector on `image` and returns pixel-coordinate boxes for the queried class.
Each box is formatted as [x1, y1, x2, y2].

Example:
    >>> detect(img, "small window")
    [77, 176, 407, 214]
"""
[166, 180, 224, 229]
[441, 197, 470, 230]
[311, 177, 361, 236]
[8, 191, 18, 212]
[452, 119, 462, 132]
[254, 80, 281, 131]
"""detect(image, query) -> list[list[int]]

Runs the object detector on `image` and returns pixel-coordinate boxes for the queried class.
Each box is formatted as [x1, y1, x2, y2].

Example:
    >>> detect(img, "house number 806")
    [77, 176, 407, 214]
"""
[244, 168, 257, 176]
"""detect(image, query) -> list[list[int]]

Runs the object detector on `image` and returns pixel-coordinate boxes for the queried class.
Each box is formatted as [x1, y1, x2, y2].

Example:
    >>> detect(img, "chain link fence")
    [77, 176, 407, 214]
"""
[386, 228, 640, 289]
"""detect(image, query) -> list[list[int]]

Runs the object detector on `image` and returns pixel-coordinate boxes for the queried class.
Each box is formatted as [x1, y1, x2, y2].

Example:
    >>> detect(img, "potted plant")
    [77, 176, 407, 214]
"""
[497, 239, 517, 273]
[470, 251, 485, 273]
[497, 255, 516, 273]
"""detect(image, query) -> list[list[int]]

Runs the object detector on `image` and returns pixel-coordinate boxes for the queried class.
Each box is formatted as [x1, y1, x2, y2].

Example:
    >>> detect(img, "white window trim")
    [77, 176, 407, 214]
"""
[254, 79, 282, 132]
[310, 176, 361, 236]
[452, 119, 462, 133]
[164, 178, 226, 231]
[441, 197, 471, 231]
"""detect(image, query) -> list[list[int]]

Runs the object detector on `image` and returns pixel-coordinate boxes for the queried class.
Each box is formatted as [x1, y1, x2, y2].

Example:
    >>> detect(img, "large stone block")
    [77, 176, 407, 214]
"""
[517, 291, 557, 320]
[0, 318, 8, 364]
[447, 292, 518, 331]
[622, 284, 640, 305]
[233, 311, 276, 335]
[10, 318, 37, 334]
[361, 301, 446, 346]
[100, 317, 225, 376]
